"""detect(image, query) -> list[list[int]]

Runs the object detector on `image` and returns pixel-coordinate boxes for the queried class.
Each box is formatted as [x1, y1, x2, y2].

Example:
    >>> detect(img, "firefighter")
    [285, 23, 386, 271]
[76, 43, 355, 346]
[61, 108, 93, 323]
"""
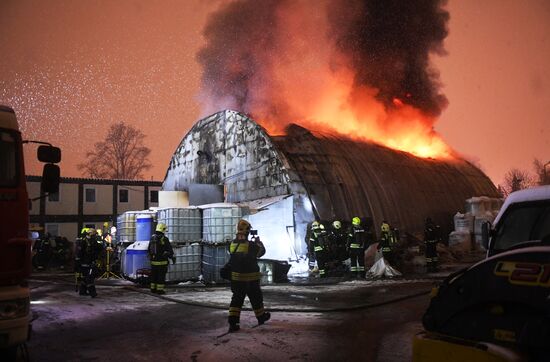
[74, 228, 87, 292]
[32, 233, 52, 270]
[329, 220, 348, 269]
[148, 223, 176, 295]
[52, 236, 69, 270]
[347, 217, 368, 278]
[379, 221, 397, 265]
[227, 219, 271, 332]
[77, 228, 103, 297]
[424, 218, 441, 273]
[306, 222, 318, 273]
[311, 222, 329, 278]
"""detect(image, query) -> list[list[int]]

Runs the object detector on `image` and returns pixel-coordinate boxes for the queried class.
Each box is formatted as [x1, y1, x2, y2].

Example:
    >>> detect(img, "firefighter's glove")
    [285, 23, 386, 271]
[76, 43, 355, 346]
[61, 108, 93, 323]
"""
[171, 257, 177, 264]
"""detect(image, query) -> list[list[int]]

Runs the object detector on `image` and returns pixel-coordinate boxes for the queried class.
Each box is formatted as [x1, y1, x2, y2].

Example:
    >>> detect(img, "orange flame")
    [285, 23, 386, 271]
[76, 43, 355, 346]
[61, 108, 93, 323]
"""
[256, 63, 453, 159]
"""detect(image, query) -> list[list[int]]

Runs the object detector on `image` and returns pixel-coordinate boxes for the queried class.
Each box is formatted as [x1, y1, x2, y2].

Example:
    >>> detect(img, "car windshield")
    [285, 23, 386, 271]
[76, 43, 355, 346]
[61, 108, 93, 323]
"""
[493, 200, 550, 251]
[0, 130, 18, 187]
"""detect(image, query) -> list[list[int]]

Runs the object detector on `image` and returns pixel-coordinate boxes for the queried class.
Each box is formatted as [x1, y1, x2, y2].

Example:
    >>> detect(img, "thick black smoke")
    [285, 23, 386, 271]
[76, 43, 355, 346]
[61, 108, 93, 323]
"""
[328, 0, 449, 116]
[197, 0, 449, 119]
[197, 0, 287, 117]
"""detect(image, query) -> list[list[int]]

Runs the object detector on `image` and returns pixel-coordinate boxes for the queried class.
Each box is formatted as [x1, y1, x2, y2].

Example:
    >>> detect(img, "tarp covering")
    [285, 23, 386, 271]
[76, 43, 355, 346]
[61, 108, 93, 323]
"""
[366, 258, 402, 278]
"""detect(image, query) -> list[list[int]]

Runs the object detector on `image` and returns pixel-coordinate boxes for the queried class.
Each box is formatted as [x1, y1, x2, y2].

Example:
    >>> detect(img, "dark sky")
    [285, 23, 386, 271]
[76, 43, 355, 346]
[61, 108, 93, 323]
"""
[1, 0, 549, 185]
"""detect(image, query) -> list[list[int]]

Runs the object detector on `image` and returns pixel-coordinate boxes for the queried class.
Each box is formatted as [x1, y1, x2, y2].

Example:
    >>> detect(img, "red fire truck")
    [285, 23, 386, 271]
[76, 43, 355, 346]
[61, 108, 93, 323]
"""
[0, 105, 60, 358]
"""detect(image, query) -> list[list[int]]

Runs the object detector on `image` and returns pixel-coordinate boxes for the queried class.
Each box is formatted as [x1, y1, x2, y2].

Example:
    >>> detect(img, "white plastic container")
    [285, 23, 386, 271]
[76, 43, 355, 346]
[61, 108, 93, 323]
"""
[202, 204, 243, 244]
[448, 231, 471, 247]
[165, 244, 201, 282]
[453, 212, 474, 233]
[157, 207, 202, 242]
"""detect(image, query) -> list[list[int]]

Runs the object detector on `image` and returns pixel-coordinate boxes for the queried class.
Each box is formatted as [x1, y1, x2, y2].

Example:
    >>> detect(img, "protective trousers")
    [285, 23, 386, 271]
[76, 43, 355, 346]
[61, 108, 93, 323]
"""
[150, 264, 168, 293]
[425, 240, 438, 272]
[349, 248, 365, 277]
[315, 249, 328, 277]
[79, 265, 97, 297]
[228, 280, 265, 326]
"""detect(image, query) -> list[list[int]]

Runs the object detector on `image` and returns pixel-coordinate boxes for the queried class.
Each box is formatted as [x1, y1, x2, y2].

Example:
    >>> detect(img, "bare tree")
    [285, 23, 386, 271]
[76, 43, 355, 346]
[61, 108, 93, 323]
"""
[533, 158, 550, 186]
[78, 122, 152, 179]
[499, 168, 536, 197]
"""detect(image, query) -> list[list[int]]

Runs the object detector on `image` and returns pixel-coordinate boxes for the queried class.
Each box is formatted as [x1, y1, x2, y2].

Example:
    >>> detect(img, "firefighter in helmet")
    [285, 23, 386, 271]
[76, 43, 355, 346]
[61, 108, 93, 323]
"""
[306, 221, 319, 272]
[379, 221, 397, 265]
[329, 220, 348, 268]
[424, 217, 441, 272]
[148, 223, 175, 294]
[311, 221, 329, 278]
[77, 228, 103, 297]
[347, 217, 368, 278]
[227, 219, 271, 332]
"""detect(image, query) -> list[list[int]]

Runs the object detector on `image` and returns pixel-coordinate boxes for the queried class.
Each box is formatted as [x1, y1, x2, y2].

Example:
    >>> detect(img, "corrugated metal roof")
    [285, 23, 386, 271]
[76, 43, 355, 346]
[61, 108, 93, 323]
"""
[272, 124, 499, 234]
[164, 111, 498, 237]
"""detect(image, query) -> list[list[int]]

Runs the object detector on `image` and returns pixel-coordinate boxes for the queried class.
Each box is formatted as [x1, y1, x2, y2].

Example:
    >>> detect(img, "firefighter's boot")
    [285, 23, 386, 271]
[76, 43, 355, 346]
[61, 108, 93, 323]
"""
[257, 312, 271, 325]
[228, 323, 240, 332]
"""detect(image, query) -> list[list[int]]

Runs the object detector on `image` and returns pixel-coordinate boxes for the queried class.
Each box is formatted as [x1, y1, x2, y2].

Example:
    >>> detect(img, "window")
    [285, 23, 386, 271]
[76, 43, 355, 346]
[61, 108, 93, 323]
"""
[45, 224, 59, 237]
[119, 189, 129, 203]
[493, 200, 550, 251]
[48, 191, 59, 202]
[85, 188, 96, 202]
[150, 190, 159, 203]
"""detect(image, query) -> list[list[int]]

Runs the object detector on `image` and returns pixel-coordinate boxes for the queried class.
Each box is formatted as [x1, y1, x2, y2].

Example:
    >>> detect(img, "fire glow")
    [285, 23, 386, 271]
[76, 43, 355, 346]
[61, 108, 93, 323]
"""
[198, 0, 453, 160]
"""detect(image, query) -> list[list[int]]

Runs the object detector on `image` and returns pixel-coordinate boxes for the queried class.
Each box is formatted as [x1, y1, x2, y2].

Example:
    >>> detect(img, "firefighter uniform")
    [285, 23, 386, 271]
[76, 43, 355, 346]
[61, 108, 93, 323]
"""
[148, 223, 175, 295]
[311, 222, 329, 278]
[424, 218, 440, 272]
[329, 220, 348, 264]
[77, 229, 103, 297]
[379, 221, 397, 265]
[228, 220, 271, 332]
[347, 217, 368, 278]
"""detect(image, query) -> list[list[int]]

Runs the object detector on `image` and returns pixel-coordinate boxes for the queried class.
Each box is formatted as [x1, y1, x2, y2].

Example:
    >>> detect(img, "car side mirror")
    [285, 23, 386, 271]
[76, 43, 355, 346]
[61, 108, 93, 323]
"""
[481, 221, 491, 250]
[42, 164, 60, 194]
[37, 145, 61, 164]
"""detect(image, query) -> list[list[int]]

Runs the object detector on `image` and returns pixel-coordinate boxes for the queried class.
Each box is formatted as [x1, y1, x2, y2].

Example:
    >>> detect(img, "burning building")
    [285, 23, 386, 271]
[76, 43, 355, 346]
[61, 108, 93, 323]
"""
[162, 110, 498, 261]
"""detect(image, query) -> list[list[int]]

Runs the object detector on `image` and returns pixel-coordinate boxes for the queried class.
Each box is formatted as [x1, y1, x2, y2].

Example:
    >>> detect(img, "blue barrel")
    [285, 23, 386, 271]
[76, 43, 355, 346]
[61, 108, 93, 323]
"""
[136, 214, 153, 241]
[124, 241, 150, 278]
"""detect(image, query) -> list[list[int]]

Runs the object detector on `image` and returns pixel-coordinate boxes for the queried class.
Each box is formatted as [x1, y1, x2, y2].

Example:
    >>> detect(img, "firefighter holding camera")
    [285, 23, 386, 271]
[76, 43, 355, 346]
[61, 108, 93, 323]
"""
[227, 219, 271, 332]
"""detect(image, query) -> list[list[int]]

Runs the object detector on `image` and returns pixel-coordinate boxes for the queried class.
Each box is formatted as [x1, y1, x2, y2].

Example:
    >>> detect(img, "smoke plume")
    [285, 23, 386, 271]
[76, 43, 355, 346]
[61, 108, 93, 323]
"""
[197, 0, 451, 157]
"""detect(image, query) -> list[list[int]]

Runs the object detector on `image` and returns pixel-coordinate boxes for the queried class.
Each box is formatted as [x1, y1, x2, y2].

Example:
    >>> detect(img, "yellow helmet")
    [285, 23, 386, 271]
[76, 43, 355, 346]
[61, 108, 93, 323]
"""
[332, 220, 341, 229]
[311, 221, 320, 230]
[156, 223, 168, 233]
[352, 217, 361, 226]
[80, 227, 89, 235]
[237, 219, 251, 234]
[381, 222, 390, 232]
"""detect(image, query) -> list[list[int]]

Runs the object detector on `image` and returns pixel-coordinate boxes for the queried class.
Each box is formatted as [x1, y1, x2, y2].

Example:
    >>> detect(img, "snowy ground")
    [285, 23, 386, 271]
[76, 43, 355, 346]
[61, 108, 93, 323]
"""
[23, 272, 441, 361]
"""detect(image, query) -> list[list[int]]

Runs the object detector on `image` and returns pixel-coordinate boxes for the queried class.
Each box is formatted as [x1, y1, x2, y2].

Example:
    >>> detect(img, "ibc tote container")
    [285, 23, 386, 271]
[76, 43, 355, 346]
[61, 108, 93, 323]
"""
[202, 243, 231, 284]
[202, 204, 244, 244]
[165, 243, 202, 282]
[117, 211, 137, 243]
[157, 207, 202, 243]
